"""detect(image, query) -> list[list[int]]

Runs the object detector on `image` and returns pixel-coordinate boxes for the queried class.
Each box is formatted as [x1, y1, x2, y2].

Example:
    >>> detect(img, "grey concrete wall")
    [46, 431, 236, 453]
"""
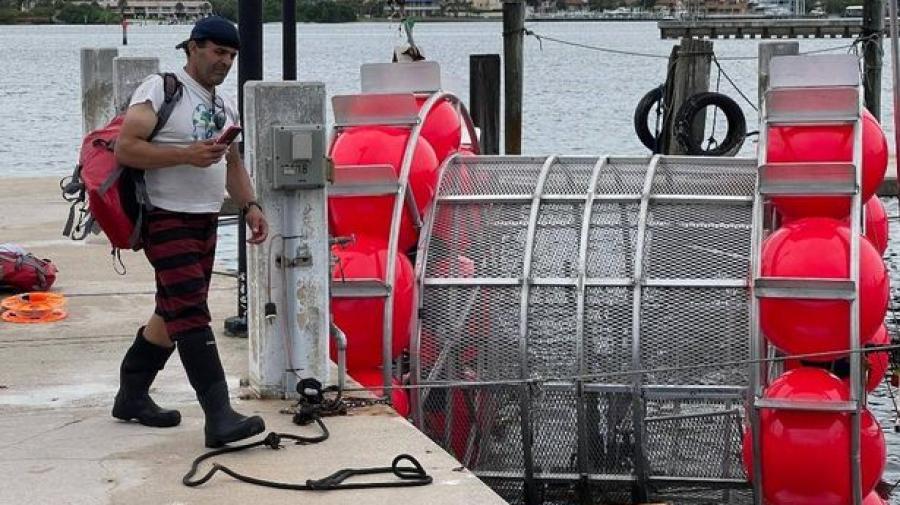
[80, 48, 118, 134]
[112, 57, 159, 114]
[244, 81, 329, 398]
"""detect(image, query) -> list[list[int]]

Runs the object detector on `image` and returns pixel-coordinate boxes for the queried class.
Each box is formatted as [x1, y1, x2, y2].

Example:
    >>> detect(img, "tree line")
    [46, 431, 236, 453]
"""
[0, 0, 358, 24]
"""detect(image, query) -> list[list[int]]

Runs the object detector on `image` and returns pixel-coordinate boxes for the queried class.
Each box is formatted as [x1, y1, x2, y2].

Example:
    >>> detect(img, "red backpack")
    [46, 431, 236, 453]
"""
[0, 250, 58, 292]
[62, 73, 183, 253]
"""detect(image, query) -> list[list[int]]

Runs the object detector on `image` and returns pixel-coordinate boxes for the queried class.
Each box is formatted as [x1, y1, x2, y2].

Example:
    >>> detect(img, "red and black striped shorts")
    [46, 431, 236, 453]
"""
[142, 208, 219, 341]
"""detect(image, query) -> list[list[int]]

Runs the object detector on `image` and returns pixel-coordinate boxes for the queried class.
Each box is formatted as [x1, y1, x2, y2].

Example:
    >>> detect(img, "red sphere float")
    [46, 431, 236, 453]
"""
[416, 96, 462, 163]
[767, 109, 888, 220]
[864, 491, 888, 505]
[329, 126, 439, 252]
[864, 197, 889, 256]
[760, 217, 889, 360]
[864, 324, 890, 393]
[350, 368, 410, 418]
[742, 368, 886, 505]
[330, 236, 415, 371]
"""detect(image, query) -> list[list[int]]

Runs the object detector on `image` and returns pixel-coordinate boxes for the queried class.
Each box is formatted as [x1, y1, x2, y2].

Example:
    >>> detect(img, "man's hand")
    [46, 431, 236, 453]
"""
[245, 206, 268, 245]
[182, 140, 228, 167]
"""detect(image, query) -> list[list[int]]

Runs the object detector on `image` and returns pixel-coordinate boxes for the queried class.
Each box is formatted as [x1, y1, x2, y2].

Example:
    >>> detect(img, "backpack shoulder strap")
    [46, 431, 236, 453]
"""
[148, 72, 183, 141]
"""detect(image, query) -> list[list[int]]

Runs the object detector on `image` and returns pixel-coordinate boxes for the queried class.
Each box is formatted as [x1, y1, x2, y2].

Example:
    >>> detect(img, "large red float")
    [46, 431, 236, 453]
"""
[416, 96, 462, 163]
[742, 368, 886, 505]
[767, 109, 887, 219]
[760, 217, 889, 360]
[330, 236, 415, 370]
[864, 197, 889, 256]
[864, 324, 890, 393]
[329, 126, 439, 251]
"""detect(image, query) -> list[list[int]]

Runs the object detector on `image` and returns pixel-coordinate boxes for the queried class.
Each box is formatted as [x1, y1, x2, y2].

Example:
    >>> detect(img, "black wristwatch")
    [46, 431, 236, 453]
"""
[242, 200, 263, 216]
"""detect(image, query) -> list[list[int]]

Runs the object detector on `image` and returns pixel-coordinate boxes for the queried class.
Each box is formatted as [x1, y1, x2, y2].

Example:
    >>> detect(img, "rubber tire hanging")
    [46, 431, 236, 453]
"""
[633, 85, 666, 153]
[674, 91, 746, 157]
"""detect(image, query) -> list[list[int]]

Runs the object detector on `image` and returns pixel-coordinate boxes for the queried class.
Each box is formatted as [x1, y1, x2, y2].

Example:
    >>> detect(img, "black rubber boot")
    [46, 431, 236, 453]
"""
[112, 327, 182, 427]
[177, 328, 265, 448]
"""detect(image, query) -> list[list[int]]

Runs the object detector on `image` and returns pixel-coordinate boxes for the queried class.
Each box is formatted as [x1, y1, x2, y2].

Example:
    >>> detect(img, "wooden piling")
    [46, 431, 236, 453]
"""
[470, 54, 501, 155]
[503, 0, 525, 155]
[862, 0, 883, 119]
[660, 38, 713, 155]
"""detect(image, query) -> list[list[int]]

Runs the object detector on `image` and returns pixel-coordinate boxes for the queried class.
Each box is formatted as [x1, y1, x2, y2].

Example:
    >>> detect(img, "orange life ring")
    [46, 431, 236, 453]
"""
[1, 308, 67, 324]
[1, 292, 66, 312]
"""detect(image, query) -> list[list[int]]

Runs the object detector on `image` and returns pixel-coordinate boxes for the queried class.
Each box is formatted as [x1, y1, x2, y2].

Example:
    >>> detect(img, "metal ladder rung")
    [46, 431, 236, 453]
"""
[754, 277, 856, 300]
[330, 164, 400, 197]
[331, 279, 391, 298]
[331, 93, 420, 129]
[758, 162, 858, 196]
[754, 398, 859, 413]
[765, 115, 857, 126]
[333, 118, 418, 128]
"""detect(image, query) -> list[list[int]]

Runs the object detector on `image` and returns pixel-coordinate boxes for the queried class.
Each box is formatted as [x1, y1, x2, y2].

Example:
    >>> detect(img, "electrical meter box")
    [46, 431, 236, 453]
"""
[272, 125, 326, 189]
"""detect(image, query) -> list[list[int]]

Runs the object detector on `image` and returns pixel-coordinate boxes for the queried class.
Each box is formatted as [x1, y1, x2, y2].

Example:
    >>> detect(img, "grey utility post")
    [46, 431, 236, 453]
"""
[113, 57, 160, 114]
[245, 81, 330, 398]
[81, 48, 118, 134]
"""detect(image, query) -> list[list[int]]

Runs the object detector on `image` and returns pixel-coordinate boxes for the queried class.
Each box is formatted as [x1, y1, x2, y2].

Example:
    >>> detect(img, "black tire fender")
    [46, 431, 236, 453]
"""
[633, 85, 666, 153]
[674, 92, 746, 157]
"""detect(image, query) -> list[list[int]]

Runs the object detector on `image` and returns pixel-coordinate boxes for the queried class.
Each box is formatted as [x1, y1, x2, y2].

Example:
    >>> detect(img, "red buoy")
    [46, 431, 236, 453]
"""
[864, 491, 888, 505]
[330, 236, 415, 371]
[768, 109, 888, 219]
[742, 368, 886, 505]
[760, 217, 889, 360]
[329, 126, 439, 251]
[350, 368, 410, 418]
[864, 197, 889, 256]
[416, 97, 462, 163]
[864, 324, 890, 393]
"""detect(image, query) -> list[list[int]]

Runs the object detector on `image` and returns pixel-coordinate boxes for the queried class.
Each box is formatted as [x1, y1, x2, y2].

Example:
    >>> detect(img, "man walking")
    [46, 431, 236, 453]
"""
[112, 16, 268, 448]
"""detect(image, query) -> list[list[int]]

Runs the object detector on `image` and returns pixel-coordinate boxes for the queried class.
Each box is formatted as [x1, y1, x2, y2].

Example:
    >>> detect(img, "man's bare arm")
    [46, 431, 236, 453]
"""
[114, 101, 226, 169]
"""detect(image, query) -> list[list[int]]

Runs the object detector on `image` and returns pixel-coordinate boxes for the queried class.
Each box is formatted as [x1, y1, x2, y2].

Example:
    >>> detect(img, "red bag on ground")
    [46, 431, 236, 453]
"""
[0, 250, 57, 292]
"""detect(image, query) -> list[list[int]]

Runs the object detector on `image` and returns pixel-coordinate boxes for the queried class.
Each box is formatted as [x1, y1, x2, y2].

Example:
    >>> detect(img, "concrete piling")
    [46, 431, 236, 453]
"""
[112, 57, 160, 114]
[80, 48, 118, 134]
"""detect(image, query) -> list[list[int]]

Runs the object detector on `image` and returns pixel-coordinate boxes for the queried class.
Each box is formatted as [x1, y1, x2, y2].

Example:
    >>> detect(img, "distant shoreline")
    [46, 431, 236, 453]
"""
[0, 16, 672, 26]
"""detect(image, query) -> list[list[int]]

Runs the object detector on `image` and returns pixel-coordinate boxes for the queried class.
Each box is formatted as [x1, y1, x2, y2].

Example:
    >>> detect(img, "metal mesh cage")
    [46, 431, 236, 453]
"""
[413, 155, 757, 504]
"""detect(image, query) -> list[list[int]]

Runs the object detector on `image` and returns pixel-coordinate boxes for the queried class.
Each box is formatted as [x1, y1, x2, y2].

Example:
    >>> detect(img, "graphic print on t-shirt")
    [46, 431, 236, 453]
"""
[192, 103, 219, 140]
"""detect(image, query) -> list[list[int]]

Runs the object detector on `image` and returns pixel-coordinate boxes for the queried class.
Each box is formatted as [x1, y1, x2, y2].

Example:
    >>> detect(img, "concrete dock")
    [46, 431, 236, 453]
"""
[0, 177, 505, 505]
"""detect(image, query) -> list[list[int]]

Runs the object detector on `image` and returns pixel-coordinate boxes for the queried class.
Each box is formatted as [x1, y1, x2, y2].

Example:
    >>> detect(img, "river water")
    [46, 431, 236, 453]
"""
[1, 20, 898, 501]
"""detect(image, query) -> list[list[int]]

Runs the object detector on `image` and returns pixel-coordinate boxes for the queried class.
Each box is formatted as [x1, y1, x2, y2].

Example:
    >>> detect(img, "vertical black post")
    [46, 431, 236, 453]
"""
[121, 6, 127, 45]
[502, 0, 524, 155]
[862, 0, 883, 119]
[283, 0, 297, 80]
[469, 54, 501, 155]
[226, 0, 263, 337]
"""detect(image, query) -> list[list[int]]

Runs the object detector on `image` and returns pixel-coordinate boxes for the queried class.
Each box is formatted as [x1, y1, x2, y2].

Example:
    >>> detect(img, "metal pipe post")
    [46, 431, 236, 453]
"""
[283, 0, 297, 81]
[228, 0, 264, 336]
[502, 0, 524, 155]
[862, 0, 884, 119]
[889, 0, 900, 192]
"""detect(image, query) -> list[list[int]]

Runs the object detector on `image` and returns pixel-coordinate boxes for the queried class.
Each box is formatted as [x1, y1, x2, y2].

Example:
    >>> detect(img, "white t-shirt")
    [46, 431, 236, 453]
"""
[128, 68, 240, 213]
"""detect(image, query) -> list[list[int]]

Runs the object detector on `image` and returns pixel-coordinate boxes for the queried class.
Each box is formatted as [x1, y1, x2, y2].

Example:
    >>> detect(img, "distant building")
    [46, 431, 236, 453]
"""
[384, 0, 443, 16]
[564, 0, 589, 9]
[70, 0, 213, 20]
[470, 0, 501, 11]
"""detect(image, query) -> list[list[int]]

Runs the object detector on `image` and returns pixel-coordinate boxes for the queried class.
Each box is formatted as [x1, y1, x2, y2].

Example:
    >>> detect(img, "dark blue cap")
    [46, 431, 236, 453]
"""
[175, 16, 240, 50]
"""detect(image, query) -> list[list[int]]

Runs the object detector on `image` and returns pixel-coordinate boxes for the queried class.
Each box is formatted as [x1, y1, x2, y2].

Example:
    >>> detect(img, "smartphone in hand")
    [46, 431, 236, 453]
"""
[215, 125, 242, 145]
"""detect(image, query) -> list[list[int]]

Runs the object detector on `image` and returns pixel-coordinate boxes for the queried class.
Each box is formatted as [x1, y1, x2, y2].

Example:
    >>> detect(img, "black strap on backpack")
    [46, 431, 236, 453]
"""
[61, 73, 183, 254]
